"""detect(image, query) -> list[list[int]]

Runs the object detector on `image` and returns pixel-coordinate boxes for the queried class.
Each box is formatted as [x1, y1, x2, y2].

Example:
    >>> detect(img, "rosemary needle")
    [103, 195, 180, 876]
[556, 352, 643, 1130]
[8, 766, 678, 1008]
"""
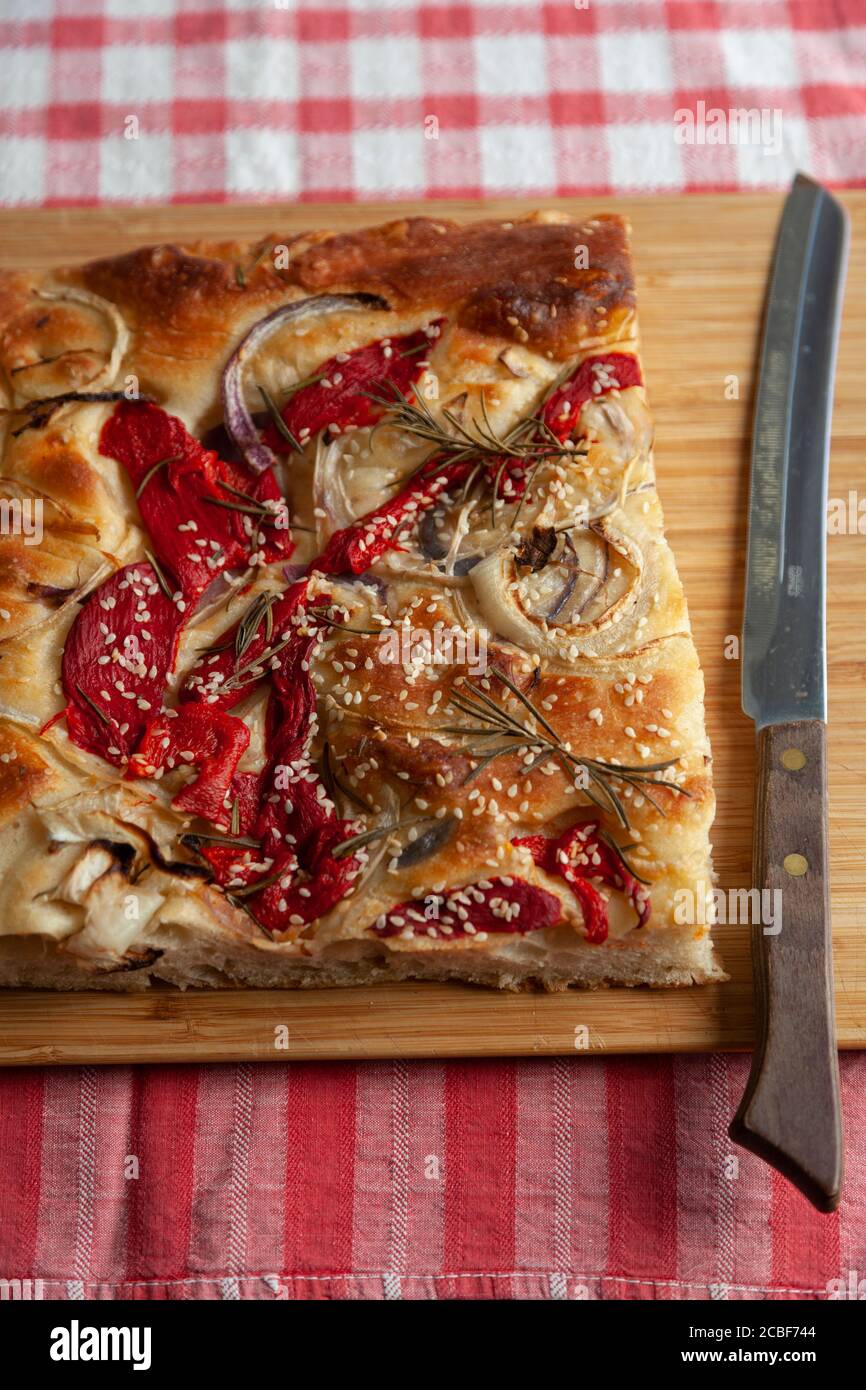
[144, 549, 176, 604]
[136, 454, 181, 498]
[257, 382, 302, 452]
[75, 683, 110, 726]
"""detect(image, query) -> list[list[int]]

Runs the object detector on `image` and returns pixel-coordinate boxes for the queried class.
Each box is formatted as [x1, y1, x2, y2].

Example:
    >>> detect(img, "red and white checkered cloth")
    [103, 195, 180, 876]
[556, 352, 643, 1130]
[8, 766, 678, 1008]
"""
[1, 0, 865, 1301]
[1, 0, 865, 202]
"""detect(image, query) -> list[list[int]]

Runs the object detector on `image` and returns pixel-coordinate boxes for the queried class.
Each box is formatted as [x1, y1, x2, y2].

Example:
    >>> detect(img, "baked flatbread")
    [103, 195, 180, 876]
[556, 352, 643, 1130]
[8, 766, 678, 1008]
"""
[0, 211, 724, 990]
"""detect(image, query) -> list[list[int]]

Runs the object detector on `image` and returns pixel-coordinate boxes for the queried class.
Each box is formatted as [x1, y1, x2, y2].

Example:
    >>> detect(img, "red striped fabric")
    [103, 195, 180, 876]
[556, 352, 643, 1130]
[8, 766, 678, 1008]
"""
[1, 0, 865, 1300]
[606, 1060, 679, 1294]
[126, 1069, 199, 1284]
[443, 1062, 518, 1284]
[0, 1070, 43, 1282]
[284, 1064, 357, 1276]
[1, 1058, 864, 1298]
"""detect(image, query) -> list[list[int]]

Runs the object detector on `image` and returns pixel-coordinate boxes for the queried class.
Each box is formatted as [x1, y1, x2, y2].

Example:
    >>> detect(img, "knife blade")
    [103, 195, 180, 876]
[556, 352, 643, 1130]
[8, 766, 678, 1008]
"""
[731, 174, 848, 1212]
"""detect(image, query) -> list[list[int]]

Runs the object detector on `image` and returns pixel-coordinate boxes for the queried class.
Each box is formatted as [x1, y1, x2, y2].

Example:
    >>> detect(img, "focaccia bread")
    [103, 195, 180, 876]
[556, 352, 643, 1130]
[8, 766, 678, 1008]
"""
[0, 211, 724, 991]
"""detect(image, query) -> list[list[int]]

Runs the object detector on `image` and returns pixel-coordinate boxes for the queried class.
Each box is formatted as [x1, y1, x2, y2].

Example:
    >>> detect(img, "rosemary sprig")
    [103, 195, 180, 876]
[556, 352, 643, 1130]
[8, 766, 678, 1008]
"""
[218, 593, 344, 693]
[209, 480, 313, 533]
[204, 496, 273, 519]
[445, 666, 688, 831]
[459, 461, 483, 504]
[136, 454, 181, 498]
[234, 591, 277, 661]
[6, 389, 151, 437]
[596, 826, 653, 887]
[75, 683, 110, 726]
[366, 382, 533, 466]
[10, 347, 98, 375]
[196, 635, 234, 656]
[220, 481, 266, 506]
[179, 830, 277, 939]
[220, 632, 295, 692]
[235, 240, 286, 289]
[257, 382, 302, 452]
[195, 589, 276, 661]
[144, 549, 176, 603]
[491, 455, 510, 526]
[461, 740, 539, 784]
[365, 381, 593, 525]
[398, 341, 431, 359]
[488, 664, 560, 741]
[331, 822, 402, 860]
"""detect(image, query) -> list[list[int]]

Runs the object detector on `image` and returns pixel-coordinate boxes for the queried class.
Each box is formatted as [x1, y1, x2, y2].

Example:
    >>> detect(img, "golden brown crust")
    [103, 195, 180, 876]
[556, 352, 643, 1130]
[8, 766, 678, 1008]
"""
[0, 209, 722, 991]
[0, 721, 57, 827]
[78, 212, 633, 361]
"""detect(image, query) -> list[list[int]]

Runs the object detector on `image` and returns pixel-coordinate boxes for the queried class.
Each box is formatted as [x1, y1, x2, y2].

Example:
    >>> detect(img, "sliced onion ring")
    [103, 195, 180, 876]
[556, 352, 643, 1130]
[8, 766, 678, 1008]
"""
[33, 287, 129, 391]
[221, 292, 389, 474]
[470, 517, 643, 659]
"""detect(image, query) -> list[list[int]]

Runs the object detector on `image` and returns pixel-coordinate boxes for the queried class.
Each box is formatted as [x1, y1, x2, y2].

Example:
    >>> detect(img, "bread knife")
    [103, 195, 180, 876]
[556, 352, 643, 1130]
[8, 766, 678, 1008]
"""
[729, 174, 848, 1212]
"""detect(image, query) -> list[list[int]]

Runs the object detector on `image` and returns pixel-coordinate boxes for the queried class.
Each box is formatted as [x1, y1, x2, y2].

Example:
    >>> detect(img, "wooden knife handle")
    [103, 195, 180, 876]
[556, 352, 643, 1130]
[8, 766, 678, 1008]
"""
[729, 719, 843, 1211]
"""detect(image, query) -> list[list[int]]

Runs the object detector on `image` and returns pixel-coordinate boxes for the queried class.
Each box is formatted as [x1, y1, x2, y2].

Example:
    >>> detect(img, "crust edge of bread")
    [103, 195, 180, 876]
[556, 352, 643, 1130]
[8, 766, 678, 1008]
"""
[0, 926, 727, 993]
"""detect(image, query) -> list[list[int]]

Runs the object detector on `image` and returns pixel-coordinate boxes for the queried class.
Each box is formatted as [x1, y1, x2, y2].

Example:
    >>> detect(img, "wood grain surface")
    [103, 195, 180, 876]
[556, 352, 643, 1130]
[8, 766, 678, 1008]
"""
[0, 191, 864, 1064]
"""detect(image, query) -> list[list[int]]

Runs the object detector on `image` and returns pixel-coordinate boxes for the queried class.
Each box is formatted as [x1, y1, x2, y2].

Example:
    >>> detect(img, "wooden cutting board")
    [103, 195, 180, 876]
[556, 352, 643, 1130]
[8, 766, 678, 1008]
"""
[1, 192, 864, 1064]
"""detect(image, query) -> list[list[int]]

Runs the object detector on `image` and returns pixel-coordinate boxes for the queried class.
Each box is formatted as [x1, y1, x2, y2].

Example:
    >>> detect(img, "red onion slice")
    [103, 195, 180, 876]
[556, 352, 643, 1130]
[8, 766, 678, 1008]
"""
[221, 292, 389, 474]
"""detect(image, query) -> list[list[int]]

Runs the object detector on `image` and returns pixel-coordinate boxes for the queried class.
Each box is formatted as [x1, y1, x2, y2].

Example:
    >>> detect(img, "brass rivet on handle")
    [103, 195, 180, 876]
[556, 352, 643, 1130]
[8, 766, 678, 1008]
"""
[781, 748, 807, 771]
[784, 853, 809, 877]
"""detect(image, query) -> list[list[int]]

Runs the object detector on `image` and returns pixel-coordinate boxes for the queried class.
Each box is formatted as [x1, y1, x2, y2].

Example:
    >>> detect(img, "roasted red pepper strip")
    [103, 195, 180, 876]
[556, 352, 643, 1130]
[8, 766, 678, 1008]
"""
[265, 320, 444, 449]
[315, 456, 471, 575]
[541, 352, 642, 443]
[513, 821, 650, 944]
[248, 612, 364, 930]
[258, 855, 360, 933]
[61, 561, 186, 765]
[370, 876, 562, 939]
[101, 399, 292, 603]
[127, 704, 251, 828]
[201, 758, 363, 934]
[63, 399, 294, 780]
[192, 584, 364, 932]
[181, 579, 312, 711]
